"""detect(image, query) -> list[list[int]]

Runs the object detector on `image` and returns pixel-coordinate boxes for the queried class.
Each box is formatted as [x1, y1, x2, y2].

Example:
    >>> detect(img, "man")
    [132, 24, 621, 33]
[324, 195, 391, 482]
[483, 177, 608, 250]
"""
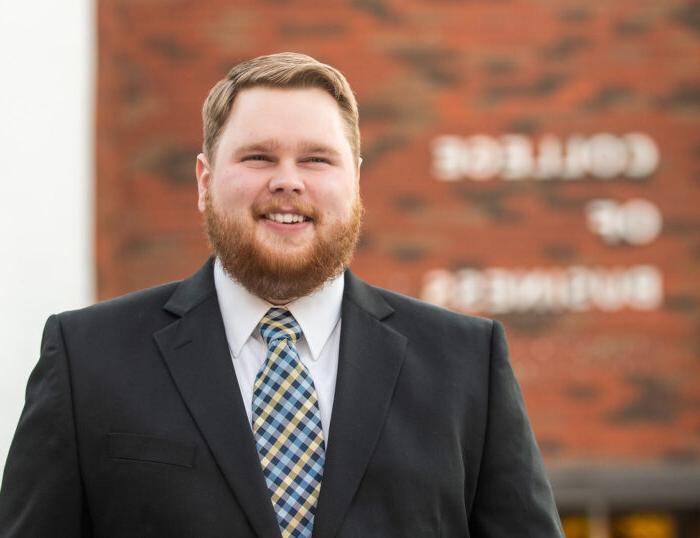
[0, 53, 563, 537]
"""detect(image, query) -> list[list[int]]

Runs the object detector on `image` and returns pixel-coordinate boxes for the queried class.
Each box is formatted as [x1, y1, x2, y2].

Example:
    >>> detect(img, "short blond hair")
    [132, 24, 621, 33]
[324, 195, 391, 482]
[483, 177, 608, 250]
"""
[202, 52, 360, 165]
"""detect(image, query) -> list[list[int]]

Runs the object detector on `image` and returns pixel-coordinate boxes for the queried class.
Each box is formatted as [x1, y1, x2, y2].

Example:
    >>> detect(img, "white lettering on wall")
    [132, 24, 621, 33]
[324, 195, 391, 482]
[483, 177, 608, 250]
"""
[431, 133, 659, 181]
[421, 265, 663, 313]
[586, 199, 663, 245]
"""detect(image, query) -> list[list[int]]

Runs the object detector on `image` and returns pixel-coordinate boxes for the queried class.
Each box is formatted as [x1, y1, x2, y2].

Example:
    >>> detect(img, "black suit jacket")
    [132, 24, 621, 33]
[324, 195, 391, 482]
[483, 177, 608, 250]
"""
[0, 259, 563, 537]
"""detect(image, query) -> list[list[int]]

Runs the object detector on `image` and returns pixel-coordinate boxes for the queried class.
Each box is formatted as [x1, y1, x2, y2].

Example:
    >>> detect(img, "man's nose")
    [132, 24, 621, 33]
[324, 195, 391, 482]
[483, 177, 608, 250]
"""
[268, 161, 305, 194]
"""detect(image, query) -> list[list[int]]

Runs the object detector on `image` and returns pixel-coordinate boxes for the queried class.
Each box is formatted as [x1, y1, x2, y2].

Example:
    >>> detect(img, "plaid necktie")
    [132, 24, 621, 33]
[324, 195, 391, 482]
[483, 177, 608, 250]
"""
[252, 308, 326, 538]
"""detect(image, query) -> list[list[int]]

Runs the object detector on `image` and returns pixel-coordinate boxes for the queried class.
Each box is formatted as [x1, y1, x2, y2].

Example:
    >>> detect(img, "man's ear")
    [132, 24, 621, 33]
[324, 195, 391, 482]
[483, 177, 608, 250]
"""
[196, 153, 211, 213]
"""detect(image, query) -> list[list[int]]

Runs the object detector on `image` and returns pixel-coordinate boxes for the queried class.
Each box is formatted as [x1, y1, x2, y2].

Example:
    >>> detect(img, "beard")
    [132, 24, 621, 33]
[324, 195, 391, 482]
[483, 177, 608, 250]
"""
[204, 191, 363, 303]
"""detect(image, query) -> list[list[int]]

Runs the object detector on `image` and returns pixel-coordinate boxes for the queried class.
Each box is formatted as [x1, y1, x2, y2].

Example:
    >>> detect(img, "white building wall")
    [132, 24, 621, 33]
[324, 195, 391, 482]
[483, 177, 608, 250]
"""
[0, 0, 94, 477]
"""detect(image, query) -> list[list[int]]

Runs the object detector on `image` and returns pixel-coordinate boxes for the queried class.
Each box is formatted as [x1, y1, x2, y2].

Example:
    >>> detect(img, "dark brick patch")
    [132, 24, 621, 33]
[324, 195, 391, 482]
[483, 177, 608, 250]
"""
[662, 447, 700, 463]
[361, 99, 409, 123]
[351, 0, 399, 21]
[145, 37, 198, 61]
[671, 0, 700, 36]
[360, 87, 435, 130]
[692, 144, 700, 161]
[280, 22, 347, 37]
[657, 84, 700, 109]
[539, 437, 565, 457]
[540, 36, 591, 61]
[117, 235, 181, 260]
[565, 382, 600, 401]
[529, 74, 569, 96]
[559, 7, 592, 23]
[538, 187, 589, 211]
[449, 259, 485, 271]
[456, 187, 524, 223]
[665, 294, 699, 313]
[664, 217, 700, 236]
[497, 312, 562, 334]
[393, 194, 426, 213]
[356, 230, 374, 253]
[484, 73, 568, 102]
[614, 18, 651, 37]
[606, 375, 682, 425]
[392, 45, 462, 87]
[135, 145, 200, 186]
[580, 86, 634, 111]
[391, 244, 426, 262]
[481, 58, 518, 76]
[115, 54, 146, 106]
[508, 116, 541, 134]
[542, 243, 577, 262]
[361, 134, 409, 168]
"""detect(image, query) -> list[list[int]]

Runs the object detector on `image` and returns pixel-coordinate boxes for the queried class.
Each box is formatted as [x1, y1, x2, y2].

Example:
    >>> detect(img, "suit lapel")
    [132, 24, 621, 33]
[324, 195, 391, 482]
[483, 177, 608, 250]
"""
[313, 272, 408, 538]
[153, 260, 281, 538]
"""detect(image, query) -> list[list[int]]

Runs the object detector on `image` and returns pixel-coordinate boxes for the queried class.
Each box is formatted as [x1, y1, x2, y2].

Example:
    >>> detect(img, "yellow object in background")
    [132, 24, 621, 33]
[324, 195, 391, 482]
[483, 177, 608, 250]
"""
[562, 514, 590, 538]
[612, 513, 676, 538]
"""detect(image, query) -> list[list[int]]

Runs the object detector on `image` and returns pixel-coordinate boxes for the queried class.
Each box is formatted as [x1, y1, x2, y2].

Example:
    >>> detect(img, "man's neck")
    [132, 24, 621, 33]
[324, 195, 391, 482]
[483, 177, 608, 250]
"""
[265, 297, 294, 306]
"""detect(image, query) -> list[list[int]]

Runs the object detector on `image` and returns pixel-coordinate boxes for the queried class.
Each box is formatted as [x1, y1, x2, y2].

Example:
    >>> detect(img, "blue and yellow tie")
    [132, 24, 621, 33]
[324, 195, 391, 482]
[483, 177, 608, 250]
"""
[252, 308, 326, 538]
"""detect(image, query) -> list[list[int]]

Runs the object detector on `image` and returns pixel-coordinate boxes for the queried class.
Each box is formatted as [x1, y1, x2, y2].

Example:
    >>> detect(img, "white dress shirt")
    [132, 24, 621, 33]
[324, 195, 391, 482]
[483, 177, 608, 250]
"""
[213, 258, 343, 442]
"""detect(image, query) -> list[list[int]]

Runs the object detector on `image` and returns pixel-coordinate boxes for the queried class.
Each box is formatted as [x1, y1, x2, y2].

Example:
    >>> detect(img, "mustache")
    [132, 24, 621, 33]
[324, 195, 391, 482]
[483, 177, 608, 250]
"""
[253, 196, 320, 221]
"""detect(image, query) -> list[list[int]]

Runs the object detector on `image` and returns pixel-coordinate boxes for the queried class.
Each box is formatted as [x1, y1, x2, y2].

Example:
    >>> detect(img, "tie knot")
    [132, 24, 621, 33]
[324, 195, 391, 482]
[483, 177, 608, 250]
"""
[259, 308, 302, 346]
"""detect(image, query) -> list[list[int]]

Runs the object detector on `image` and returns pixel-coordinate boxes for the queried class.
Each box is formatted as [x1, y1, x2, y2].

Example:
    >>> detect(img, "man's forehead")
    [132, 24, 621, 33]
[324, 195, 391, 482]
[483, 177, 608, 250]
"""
[227, 87, 344, 126]
[232, 85, 340, 112]
[219, 86, 354, 160]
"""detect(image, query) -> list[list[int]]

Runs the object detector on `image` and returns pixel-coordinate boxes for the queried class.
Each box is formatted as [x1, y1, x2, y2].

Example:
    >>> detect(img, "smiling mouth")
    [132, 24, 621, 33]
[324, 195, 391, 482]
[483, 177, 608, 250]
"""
[262, 212, 313, 224]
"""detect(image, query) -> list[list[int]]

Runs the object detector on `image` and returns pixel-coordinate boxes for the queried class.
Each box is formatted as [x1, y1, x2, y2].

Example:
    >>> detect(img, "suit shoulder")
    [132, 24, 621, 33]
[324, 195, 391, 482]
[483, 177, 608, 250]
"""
[353, 280, 500, 364]
[56, 280, 182, 328]
[370, 283, 494, 333]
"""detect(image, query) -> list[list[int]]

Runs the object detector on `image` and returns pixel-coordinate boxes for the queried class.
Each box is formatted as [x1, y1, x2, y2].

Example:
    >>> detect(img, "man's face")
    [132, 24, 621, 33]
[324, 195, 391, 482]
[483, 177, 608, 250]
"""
[196, 86, 362, 302]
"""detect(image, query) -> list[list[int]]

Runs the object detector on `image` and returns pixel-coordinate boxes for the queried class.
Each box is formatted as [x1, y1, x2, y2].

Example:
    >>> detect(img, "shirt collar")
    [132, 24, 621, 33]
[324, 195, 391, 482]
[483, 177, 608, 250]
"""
[213, 257, 344, 361]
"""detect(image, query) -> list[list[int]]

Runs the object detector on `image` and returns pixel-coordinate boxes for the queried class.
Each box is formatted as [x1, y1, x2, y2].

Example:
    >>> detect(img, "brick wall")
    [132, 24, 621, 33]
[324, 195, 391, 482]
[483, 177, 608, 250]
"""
[97, 0, 700, 467]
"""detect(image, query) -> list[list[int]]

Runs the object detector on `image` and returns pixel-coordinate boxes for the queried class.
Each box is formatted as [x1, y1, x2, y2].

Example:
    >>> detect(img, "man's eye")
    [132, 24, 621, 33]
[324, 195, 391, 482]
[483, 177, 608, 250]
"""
[242, 154, 271, 162]
[305, 157, 330, 164]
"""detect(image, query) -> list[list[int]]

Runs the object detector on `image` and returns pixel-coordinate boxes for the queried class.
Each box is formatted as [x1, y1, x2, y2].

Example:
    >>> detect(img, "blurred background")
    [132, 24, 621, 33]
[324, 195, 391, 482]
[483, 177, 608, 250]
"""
[1, 0, 699, 536]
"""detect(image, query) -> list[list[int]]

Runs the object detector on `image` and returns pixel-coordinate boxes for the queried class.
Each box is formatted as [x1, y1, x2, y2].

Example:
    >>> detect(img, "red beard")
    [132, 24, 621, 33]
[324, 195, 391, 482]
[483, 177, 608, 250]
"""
[204, 191, 363, 302]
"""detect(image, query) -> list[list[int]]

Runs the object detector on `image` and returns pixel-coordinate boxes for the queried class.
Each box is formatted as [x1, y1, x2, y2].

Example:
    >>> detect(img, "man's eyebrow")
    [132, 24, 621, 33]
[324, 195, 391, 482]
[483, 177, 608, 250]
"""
[233, 140, 342, 158]
[296, 142, 342, 157]
[233, 140, 280, 154]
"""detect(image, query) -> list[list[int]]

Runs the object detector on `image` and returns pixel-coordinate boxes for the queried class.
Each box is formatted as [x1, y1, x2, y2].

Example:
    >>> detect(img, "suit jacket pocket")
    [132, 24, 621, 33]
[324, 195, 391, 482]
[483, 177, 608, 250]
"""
[107, 432, 196, 468]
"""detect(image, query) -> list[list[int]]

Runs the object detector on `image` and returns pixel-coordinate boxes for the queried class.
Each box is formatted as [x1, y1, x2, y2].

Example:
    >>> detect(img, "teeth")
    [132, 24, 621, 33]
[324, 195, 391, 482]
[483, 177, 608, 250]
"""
[266, 213, 306, 224]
